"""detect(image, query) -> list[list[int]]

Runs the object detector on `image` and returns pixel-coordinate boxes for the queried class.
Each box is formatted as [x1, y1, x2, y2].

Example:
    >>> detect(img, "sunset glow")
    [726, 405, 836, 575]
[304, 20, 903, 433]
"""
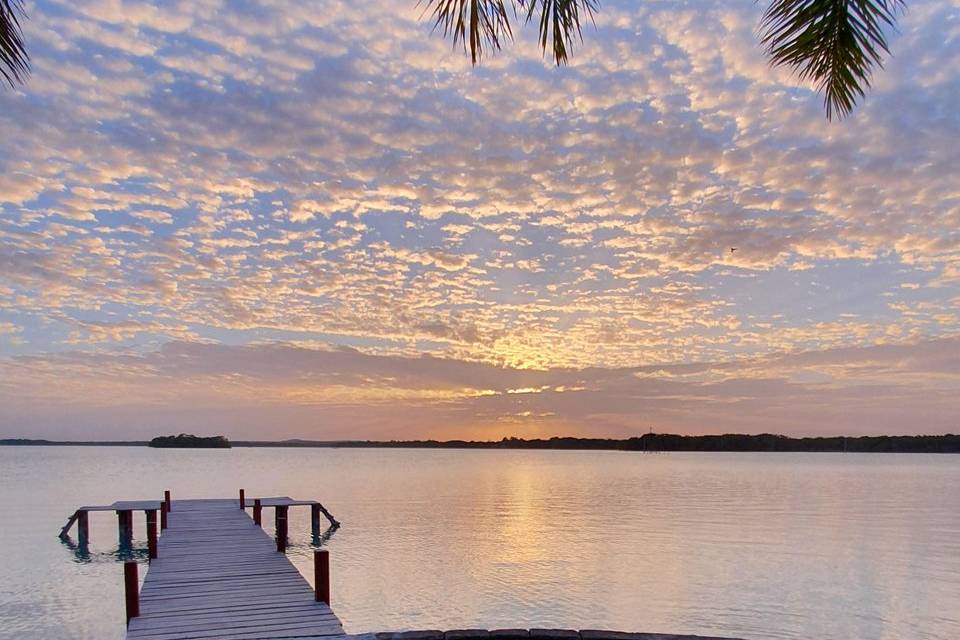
[1, 0, 957, 439]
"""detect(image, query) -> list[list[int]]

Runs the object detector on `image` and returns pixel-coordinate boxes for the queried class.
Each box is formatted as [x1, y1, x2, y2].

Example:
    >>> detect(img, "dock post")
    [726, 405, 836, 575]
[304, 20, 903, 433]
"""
[164, 490, 171, 512]
[124, 561, 140, 625]
[253, 499, 262, 525]
[314, 549, 330, 604]
[77, 510, 89, 547]
[239, 488, 245, 509]
[276, 506, 288, 553]
[160, 502, 168, 530]
[146, 510, 158, 560]
[311, 504, 321, 537]
[118, 510, 133, 547]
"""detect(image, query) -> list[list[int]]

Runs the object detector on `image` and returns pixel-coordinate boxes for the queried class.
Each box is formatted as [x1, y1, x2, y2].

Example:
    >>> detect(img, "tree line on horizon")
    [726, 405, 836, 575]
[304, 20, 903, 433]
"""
[148, 434, 232, 448]
[3, 432, 958, 452]
[239, 432, 960, 452]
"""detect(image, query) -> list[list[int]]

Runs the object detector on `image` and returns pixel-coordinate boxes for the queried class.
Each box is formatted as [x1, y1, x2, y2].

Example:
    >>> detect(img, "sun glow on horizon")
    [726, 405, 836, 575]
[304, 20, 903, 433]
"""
[1, 0, 958, 440]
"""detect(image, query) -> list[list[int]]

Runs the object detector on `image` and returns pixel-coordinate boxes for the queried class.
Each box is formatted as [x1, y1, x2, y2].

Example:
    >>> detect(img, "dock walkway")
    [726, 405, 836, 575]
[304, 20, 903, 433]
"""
[61, 492, 741, 640]
[126, 498, 343, 640]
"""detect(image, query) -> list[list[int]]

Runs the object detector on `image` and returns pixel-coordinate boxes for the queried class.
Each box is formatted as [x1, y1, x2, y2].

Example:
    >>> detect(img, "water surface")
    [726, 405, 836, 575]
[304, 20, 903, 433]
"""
[0, 447, 958, 640]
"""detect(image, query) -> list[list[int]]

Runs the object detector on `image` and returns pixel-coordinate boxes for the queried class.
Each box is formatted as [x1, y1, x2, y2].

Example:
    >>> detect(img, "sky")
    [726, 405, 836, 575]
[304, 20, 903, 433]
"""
[0, 0, 958, 441]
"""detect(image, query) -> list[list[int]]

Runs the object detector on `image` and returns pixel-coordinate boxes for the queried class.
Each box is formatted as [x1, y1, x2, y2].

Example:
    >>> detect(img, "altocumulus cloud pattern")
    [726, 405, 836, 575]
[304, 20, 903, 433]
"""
[0, 0, 958, 440]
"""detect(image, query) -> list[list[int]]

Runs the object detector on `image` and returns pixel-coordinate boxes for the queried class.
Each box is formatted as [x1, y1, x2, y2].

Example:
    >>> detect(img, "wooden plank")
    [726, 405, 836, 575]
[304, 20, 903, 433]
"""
[59, 510, 79, 537]
[126, 498, 344, 640]
[114, 500, 165, 510]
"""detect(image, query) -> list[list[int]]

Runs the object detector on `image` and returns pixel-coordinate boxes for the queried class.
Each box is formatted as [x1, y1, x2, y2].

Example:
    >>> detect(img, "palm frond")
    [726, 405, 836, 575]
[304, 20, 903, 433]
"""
[520, 0, 599, 65]
[421, 0, 514, 64]
[0, 0, 29, 87]
[760, 0, 904, 119]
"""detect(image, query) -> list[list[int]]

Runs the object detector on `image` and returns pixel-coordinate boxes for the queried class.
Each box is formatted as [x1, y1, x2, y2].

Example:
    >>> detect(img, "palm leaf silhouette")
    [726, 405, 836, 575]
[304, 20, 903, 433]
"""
[422, 0, 905, 118]
[0, 0, 28, 87]
[1, 1, 906, 118]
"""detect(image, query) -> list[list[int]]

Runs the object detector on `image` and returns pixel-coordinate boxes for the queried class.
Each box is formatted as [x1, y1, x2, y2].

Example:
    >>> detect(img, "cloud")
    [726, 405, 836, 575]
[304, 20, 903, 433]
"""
[0, 0, 957, 437]
[1, 336, 957, 439]
[0, 322, 22, 335]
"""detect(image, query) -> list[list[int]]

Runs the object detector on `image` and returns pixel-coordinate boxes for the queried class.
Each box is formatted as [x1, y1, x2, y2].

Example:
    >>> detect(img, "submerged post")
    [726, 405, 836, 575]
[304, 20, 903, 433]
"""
[160, 502, 168, 530]
[146, 510, 158, 560]
[239, 488, 245, 509]
[77, 510, 89, 546]
[124, 561, 140, 625]
[164, 490, 171, 512]
[314, 549, 329, 604]
[276, 505, 288, 553]
[253, 498, 262, 525]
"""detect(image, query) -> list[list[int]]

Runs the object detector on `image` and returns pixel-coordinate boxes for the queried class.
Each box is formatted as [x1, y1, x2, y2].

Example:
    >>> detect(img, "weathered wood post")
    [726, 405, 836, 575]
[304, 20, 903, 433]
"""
[314, 549, 330, 604]
[239, 488, 245, 509]
[117, 510, 133, 547]
[77, 510, 89, 546]
[253, 498, 262, 525]
[315, 502, 341, 528]
[276, 506, 288, 552]
[146, 510, 158, 560]
[164, 490, 171, 512]
[124, 561, 140, 625]
[311, 504, 321, 538]
[160, 502, 168, 530]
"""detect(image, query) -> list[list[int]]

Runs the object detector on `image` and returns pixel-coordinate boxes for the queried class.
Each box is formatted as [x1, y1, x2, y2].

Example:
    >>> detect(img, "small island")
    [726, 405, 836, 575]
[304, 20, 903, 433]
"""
[148, 434, 231, 448]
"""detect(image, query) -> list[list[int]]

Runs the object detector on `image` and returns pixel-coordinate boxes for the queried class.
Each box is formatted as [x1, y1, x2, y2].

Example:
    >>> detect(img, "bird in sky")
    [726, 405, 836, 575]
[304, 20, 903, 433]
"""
[730, 247, 738, 254]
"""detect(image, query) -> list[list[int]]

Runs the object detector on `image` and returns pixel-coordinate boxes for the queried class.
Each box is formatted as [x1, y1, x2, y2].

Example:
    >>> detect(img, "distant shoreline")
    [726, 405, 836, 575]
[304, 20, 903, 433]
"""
[2, 433, 959, 453]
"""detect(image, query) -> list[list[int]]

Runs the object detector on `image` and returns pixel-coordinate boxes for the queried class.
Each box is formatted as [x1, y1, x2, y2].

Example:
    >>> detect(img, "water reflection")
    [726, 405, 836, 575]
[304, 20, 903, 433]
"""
[58, 514, 337, 563]
[58, 534, 151, 564]
[312, 524, 339, 547]
[3, 448, 959, 640]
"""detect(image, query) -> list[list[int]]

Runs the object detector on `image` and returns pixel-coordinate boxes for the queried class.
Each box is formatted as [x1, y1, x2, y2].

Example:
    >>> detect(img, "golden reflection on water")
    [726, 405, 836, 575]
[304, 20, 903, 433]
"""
[1, 448, 959, 640]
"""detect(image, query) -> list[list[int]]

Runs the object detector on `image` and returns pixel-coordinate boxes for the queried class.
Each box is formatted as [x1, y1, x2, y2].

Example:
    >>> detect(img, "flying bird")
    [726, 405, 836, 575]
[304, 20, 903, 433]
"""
[730, 247, 738, 254]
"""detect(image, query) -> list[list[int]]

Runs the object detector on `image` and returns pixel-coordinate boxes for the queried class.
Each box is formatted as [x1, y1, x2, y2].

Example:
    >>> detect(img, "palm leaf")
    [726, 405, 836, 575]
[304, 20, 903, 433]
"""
[421, 0, 514, 64]
[0, 0, 28, 87]
[520, 0, 599, 65]
[760, 0, 904, 119]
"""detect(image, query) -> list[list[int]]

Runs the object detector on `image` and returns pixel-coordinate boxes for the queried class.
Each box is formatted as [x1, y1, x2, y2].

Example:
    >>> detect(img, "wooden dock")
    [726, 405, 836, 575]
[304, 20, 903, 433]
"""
[116, 497, 342, 640]
[60, 492, 742, 640]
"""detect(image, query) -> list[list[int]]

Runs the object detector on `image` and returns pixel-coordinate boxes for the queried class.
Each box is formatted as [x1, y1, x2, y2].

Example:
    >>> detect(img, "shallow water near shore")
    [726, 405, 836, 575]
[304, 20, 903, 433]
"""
[0, 447, 958, 640]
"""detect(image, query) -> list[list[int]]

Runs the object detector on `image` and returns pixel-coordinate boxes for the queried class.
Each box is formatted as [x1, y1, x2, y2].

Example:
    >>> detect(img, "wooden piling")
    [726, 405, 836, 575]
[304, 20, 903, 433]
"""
[164, 490, 171, 512]
[146, 510, 158, 560]
[77, 510, 89, 546]
[311, 503, 321, 537]
[276, 505, 288, 552]
[118, 510, 133, 546]
[160, 502, 168, 530]
[239, 488, 245, 509]
[315, 501, 341, 528]
[254, 498, 262, 525]
[124, 561, 140, 625]
[314, 549, 330, 604]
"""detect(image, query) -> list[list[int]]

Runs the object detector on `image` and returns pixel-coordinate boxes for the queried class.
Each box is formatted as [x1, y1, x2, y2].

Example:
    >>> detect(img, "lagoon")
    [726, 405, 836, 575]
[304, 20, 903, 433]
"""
[0, 447, 958, 640]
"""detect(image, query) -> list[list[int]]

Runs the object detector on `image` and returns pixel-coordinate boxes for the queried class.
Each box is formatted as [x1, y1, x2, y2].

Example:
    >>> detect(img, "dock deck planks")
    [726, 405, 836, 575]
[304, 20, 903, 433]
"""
[127, 498, 344, 640]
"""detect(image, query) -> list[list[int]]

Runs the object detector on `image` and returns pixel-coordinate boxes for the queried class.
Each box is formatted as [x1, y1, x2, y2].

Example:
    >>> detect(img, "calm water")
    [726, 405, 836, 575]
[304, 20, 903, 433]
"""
[0, 447, 958, 640]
